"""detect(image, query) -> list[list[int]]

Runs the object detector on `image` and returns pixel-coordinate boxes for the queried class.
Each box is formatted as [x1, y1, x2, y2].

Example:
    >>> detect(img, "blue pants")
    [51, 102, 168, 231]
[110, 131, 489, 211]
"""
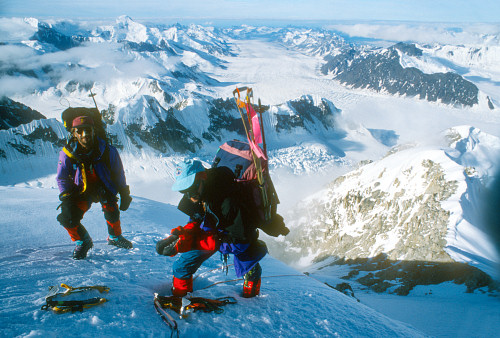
[173, 250, 217, 280]
[172, 240, 267, 280]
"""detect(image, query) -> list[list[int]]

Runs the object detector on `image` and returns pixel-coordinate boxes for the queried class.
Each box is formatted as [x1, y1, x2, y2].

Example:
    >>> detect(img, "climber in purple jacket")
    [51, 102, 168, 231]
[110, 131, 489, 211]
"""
[56, 113, 133, 259]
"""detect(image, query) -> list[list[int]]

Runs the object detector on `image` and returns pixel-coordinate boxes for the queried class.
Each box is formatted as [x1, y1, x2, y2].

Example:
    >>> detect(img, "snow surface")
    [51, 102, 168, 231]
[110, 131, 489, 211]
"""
[0, 185, 425, 337]
[310, 263, 500, 338]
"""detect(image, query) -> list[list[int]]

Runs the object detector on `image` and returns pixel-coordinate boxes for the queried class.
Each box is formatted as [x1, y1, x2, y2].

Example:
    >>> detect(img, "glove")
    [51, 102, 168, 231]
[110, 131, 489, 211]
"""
[156, 235, 180, 256]
[119, 186, 132, 211]
[259, 213, 290, 237]
[59, 189, 77, 202]
[156, 222, 201, 256]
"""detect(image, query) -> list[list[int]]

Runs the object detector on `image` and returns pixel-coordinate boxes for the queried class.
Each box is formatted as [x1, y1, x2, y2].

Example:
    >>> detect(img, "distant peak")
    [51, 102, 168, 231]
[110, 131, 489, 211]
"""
[24, 17, 39, 28]
[116, 15, 135, 25]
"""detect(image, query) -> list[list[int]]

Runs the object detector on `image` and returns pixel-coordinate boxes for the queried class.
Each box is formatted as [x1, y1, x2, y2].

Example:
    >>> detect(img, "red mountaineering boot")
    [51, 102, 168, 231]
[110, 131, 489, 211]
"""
[243, 263, 262, 298]
[243, 278, 261, 298]
[172, 276, 193, 297]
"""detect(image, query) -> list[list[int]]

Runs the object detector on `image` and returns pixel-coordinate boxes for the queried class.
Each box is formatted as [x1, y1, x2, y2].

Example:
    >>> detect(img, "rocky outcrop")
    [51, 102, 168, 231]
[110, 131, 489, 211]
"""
[321, 46, 479, 107]
[0, 97, 46, 130]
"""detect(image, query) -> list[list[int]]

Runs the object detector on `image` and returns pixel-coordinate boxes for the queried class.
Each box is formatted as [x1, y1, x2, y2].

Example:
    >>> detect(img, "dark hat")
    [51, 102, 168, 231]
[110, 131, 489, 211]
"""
[72, 115, 94, 128]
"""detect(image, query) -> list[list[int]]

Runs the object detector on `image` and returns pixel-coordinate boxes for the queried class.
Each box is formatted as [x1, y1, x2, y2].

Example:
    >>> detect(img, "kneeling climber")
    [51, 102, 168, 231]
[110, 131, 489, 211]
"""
[156, 159, 267, 298]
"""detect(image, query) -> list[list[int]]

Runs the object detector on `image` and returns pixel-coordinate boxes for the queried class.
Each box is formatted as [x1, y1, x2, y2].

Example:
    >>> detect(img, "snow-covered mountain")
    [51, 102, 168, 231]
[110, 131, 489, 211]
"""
[0, 18, 353, 164]
[321, 43, 481, 107]
[223, 25, 348, 57]
[0, 94, 341, 164]
[1, 16, 500, 337]
[2, 17, 496, 164]
[275, 126, 500, 292]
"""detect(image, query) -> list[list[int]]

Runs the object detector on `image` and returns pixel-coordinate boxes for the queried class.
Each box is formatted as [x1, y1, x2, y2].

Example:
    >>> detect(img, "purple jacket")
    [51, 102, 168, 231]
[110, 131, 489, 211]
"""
[56, 137, 127, 197]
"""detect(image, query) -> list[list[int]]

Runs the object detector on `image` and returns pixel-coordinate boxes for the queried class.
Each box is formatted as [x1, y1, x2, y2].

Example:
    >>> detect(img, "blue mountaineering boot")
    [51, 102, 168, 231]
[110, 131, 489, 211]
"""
[73, 236, 93, 260]
[107, 234, 133, 249]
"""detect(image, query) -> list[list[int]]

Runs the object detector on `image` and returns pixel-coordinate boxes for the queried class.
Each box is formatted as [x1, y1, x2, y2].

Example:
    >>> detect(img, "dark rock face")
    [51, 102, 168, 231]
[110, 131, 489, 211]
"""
[487, 96, 495, 110]
[126, 111, 202, 153]
[205, 97, 245, 142]
[123, 97, 203, 154]
[321, 47, 479, 107]
[7, 142, 36, 155]
[0, 97, 46, 130]
[277, 96, 339, 132]
[23, 126, 66, 147]
[30, 22, 86, 50]
[334, 254, 498, 296]
[289, 96, 338, 130]
[392, 42, 423, 57]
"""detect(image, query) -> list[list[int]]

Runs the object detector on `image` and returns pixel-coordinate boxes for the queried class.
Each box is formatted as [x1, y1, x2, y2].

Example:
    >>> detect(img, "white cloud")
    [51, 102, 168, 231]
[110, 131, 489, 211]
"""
[329, 22, 500, 46]
[0, 44, 39, 68]
[0, 75, 47, 97]
[0, 18, 38, 43]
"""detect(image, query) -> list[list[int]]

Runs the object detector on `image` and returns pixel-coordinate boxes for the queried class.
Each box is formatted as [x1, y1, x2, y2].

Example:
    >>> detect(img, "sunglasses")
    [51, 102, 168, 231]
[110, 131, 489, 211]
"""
[180, 180, 201, 199]
[75, 127, 93, 135]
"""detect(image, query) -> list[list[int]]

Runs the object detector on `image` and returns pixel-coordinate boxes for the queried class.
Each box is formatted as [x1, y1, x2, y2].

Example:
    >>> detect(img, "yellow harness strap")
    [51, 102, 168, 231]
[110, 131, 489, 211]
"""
[62, 147, 88, 194]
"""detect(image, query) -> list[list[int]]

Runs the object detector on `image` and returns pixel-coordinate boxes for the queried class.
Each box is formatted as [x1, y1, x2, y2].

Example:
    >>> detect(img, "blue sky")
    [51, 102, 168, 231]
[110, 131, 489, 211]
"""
[1, 0, 499, 23]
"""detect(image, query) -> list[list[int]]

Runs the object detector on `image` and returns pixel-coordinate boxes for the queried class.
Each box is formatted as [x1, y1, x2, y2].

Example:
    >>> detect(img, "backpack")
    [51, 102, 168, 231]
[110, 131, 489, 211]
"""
[212, 139, 289, 237]
[61, 107, 107, 141]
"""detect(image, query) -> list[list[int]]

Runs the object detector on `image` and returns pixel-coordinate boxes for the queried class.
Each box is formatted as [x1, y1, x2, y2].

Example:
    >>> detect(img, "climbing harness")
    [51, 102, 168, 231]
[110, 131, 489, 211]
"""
[40, 283, 109, 313]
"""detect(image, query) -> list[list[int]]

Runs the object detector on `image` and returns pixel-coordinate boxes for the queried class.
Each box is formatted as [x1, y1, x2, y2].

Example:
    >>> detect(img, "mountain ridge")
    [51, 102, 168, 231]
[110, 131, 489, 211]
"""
[273, 126, 500, 282]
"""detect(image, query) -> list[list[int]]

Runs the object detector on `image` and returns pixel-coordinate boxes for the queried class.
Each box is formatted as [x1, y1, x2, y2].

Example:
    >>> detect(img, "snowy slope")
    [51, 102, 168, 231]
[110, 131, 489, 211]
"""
[0, 185, 424, 337]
